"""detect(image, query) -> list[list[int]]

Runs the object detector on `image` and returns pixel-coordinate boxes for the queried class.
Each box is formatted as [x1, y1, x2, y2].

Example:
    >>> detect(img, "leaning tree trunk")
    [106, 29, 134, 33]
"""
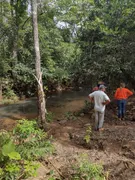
[31, 0, 46, 129]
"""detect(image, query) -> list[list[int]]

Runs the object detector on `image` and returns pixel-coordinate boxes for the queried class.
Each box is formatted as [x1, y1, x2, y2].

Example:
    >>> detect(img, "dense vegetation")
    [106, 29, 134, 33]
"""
[0, 1, 135, 179]
[0, 0, 135, 97]
[0, 119, 107, 180]
[0, 119, 54, 179]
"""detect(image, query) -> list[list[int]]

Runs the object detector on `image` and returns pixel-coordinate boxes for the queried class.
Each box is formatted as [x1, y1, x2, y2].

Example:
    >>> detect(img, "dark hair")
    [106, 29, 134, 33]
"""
[120, 82, 125, 88]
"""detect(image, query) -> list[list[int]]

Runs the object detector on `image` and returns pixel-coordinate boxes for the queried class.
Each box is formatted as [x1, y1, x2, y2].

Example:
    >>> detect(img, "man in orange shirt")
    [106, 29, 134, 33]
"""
[114, 83, 133, 120]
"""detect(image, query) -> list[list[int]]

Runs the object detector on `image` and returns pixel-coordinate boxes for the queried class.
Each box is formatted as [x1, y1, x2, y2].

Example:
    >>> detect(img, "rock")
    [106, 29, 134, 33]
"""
[84, 123, 91, 127]
[59, 120, 67, 124]
[80, 113, 84, 117]
[127, 102, 134, 105]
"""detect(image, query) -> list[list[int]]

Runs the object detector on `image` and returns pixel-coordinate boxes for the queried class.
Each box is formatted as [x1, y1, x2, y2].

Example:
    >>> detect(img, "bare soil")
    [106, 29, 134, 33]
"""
[0, 95, 135, 180]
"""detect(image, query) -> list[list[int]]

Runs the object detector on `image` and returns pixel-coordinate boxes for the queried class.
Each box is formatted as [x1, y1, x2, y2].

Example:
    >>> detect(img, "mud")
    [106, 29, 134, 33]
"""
[48, 95, 135, 180]
[0, 93, 135, 180]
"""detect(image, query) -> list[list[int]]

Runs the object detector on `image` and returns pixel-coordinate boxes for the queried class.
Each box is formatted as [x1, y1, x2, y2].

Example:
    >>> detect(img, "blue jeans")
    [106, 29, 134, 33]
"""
[117, 99, 126, 118]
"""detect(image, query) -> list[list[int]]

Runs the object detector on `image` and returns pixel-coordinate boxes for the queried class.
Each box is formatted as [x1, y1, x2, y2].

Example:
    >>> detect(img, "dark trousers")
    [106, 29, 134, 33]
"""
[117, 99, 126, 118]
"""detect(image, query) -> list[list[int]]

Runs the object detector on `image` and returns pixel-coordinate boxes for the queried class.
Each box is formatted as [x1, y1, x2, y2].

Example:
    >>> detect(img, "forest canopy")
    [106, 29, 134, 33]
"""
[0, 0, 135, 98]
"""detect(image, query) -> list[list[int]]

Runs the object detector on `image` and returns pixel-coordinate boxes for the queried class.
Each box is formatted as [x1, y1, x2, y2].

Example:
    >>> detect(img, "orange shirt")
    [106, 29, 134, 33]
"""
[114, 88, 133, 100]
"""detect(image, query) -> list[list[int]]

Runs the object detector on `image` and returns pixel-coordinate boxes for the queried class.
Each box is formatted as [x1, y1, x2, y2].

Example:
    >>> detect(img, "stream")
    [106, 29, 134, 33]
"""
[0, 89, 89, 121]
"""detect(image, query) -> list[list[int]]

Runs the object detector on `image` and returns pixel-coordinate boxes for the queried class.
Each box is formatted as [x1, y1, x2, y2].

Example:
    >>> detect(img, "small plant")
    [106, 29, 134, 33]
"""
[65, 111, 77, 120]
[46, 112, 54, 123]
[13, 119, 54, 160]
[4, 162, 21, 179]
[0, 131, 22, 180]
[72, 154, 106, 180]
[23, 160, 40, 178]
[84, 126, 92, 143]
[13, 119, 40, 140]
[48, 170, 61, 180]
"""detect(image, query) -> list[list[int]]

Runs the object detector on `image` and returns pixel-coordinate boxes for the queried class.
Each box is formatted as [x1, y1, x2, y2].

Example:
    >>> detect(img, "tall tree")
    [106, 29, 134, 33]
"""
[31, 0, 46, 129]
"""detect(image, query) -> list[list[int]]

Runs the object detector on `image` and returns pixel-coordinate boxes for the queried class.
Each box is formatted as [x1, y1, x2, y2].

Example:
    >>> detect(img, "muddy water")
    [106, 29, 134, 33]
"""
[0, 90, 89, 123]
[47, 90, 89, 119]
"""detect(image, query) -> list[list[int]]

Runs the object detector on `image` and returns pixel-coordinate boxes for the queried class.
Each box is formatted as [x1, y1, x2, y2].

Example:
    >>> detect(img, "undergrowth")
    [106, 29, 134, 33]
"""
[46, 154, 107, 180]
[84, 126, 92, 144]
[72, 154, 107, 180]
[1, 88, 19, 105]
[0, 119, 54, 180]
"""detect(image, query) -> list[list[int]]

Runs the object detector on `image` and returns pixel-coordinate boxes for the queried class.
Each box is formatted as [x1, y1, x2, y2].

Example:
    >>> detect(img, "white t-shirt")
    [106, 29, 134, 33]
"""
[89, 90, 110, 113]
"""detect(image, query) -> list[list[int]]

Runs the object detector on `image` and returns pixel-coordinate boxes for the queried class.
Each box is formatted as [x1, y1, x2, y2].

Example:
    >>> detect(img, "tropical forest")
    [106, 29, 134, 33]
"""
[0, 0, 135, 179]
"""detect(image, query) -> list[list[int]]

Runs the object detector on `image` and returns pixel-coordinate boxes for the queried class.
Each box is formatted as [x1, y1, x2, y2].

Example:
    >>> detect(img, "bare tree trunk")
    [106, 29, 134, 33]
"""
[10, 0, 18, 61]
[0, 80, 2, 101]
[31, 0, 46, 129]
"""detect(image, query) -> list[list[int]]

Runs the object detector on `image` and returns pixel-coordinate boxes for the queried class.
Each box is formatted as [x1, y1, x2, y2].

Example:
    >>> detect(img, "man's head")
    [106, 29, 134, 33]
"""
[97, 81, 105, 88]
[99, 84, 106, 91]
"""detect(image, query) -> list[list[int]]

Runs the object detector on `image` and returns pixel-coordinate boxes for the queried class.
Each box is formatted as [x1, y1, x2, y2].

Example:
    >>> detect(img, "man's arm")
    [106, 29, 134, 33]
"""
[89, 96, 94, 102]
[102, 94, 110, 105]
[126, 89, 133, 97]
[102, 100, 110, 105]
[88, 93, 94, 102]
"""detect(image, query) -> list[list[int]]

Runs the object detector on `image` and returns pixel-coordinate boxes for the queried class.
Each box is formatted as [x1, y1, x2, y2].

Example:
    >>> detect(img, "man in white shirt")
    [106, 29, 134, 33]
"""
[89, 85, 110, 131]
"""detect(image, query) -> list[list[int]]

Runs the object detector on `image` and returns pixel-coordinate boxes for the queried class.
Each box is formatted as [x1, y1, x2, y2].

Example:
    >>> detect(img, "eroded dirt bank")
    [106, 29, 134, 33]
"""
[0, 93, 135, 180]
[47, 95, 135, 180]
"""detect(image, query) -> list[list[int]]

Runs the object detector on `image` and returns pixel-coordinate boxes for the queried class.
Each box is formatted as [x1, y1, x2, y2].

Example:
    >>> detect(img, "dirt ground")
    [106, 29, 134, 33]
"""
[0, 95, 135, 180]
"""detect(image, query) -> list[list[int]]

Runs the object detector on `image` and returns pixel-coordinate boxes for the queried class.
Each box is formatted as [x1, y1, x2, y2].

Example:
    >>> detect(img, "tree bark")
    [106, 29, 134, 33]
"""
[0, 80, 2, 101]
[31, 0, 46, 129]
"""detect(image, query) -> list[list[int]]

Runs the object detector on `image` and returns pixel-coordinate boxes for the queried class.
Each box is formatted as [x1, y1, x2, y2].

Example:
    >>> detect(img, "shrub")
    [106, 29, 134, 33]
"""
[72, 154, 106, 180]
[84, 126, 92, 144]
[0, 119, 54, 179]
[13, 119, 54, 160]
[2, 88, 19, 104]
[46, 112, 54, 123]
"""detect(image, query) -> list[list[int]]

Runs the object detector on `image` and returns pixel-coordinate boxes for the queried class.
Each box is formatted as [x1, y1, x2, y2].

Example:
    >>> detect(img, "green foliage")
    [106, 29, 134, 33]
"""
[48, 170, 61, 180]
[72, 154, 106, 180]
[0, 131, 11, 147]
[0, 79, 19, 104]
[13, 119, 54, 160]
[84, 126, 92, 144]
[65, 111, 77, 120]
[46, 111, 54, 123]
[2, 141, 21, 160]
[0, 168, 4, 177]
[0, 131, 21, 170]
[13, 119, 39, 139]
[5, 162, 20, 177]
[48, 177, 56, 180]
[23, 161, 39, 178]
[3, 89, 17, 99]
[0, 131, 22, 180]
[0, 119, 54, 179]
[1, 0, 135, 95]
